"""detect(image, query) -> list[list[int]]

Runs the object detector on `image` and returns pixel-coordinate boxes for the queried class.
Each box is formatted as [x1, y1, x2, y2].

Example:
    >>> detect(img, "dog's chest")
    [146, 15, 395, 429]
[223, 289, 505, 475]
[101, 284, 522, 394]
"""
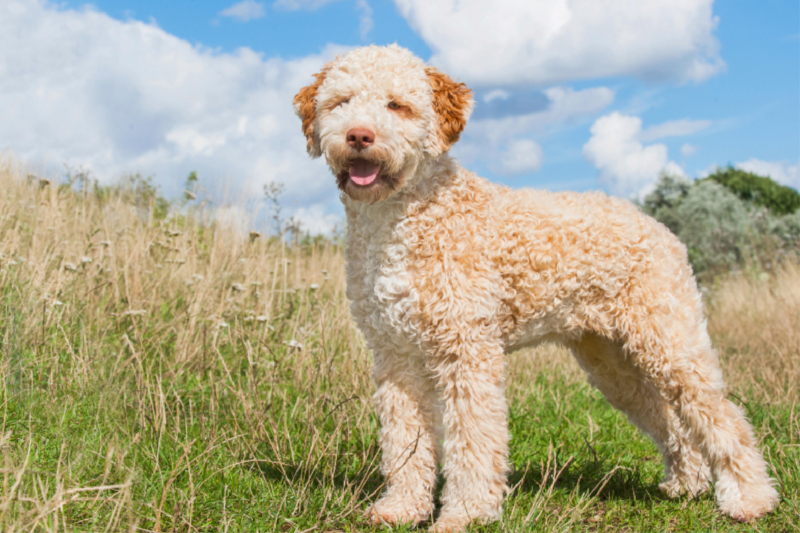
[344, 207, 422, 355]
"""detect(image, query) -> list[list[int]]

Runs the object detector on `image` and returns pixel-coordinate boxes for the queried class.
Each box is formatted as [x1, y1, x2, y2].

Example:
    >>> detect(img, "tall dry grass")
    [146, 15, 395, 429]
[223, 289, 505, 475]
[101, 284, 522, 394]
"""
[0, 157, 796, 531]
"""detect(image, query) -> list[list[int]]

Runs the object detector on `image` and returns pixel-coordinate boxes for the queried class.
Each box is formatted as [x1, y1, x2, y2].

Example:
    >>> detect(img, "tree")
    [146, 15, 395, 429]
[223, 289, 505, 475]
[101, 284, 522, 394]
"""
[701, 166, 800, 216]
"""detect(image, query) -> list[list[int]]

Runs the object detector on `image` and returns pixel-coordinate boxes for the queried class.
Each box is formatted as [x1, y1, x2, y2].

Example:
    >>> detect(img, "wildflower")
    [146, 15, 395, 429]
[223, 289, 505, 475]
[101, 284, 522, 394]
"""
[99, 240, 113, 247]
[256, 315, 268, 322]
[309, 283, 320, 291]
[53, 300, 64, 306]
[285, 339, 303, 350]
[122, 310, 147, 317]
[249, 230, 261, 242]
[80, 256, 92, 264]
[231, 283, 247, 292]
[218, 321, 229, 329]
[168, 229, 183, 237]
[63, 263, 77, 272]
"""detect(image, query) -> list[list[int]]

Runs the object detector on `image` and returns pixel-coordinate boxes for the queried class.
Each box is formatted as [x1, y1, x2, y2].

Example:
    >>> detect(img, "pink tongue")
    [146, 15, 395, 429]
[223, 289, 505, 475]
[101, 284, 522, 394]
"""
[349, 160, 380, 186]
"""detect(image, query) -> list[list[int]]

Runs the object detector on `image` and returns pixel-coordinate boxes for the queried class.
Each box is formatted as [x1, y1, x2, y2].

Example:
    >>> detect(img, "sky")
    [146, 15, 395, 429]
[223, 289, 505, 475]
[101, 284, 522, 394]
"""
[0, 0, 798, 233]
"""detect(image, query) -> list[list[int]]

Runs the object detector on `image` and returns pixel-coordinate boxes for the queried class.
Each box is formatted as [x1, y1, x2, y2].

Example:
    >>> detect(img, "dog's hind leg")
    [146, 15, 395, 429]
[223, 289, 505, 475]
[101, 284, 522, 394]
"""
[367, 351, 442, 527]
[623, 315, 779, 521]
[568, 333, 711, 498]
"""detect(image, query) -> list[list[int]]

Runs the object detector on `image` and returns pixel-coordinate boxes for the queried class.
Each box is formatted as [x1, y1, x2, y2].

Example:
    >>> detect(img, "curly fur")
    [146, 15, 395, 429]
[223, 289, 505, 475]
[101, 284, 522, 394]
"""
[293, 45, 779, 531]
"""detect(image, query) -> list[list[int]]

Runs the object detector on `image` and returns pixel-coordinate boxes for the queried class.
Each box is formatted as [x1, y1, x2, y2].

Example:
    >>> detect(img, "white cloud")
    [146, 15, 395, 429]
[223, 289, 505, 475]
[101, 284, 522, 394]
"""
[273, 0, 341, 10]
[292, 205, 342, 235]
[639, 119, 711, 142]
[681, 143, 698, 157]
[0, 0, 344, 233]
[393, 0, 723, 86]
[356, 0, 373, 40]
[736, 159, 800, 189]
[452, 85, 614, 175]
[465, 87, 615, 146]
[495, 139, 544, 175]
[220, 0, 266, 22]
[583, 112, 685, 196]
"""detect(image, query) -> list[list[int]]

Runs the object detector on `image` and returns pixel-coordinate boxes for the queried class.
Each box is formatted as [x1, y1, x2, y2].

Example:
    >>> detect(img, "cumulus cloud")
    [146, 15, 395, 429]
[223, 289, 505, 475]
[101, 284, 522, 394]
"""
[453, 86, 614, 175]
[583, 112, 685, 196]
[393, 0, 724, 86]
[220, 0, 266, 22]
[292, 205, 343, 235]
[0, 0, 342, 232]
[736, 159, 800, 189]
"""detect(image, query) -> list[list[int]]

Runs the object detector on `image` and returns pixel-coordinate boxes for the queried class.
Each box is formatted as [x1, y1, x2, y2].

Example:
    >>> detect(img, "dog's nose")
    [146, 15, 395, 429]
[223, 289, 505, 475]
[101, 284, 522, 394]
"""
[346, 128, 375, 150]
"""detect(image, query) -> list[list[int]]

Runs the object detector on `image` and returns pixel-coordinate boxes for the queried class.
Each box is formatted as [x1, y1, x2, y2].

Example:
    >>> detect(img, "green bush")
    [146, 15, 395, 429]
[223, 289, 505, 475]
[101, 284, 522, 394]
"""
[701, 166, 800, 215]
[643, 172, 800, 276]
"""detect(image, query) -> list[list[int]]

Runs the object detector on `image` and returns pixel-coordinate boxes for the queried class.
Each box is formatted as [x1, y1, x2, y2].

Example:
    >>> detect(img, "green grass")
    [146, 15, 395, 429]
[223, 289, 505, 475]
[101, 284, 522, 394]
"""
[1, 298, 797, 532]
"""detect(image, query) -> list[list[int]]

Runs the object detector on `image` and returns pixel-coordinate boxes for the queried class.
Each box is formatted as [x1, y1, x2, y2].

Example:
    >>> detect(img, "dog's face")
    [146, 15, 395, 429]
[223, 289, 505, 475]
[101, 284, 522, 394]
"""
[294, 45, 473, 203]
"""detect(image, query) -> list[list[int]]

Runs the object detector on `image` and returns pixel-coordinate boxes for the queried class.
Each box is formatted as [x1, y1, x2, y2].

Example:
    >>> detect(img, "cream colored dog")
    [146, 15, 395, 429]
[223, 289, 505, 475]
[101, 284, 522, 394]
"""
[293, 45, 778, 531]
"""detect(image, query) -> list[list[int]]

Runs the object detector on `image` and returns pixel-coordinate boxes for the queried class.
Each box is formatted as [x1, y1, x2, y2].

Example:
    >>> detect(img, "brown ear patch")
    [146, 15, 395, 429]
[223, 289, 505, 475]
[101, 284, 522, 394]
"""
[293, 67, 329, 156]
[425, 67, 473, 149]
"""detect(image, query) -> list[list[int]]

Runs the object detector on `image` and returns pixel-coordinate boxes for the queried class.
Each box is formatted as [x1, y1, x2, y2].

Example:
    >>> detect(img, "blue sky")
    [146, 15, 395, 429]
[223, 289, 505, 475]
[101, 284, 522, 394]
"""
[1, 0, 797, 232]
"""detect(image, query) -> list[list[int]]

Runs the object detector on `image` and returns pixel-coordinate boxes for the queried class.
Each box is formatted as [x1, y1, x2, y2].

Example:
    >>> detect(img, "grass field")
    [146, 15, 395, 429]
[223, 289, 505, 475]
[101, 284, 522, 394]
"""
[0, 159, 798, 532]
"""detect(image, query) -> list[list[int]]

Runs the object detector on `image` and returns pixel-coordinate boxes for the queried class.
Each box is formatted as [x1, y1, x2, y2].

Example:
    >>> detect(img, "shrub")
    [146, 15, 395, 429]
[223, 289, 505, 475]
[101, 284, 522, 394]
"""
[643, 172, 800, 276]
[702, 166, 800, 215]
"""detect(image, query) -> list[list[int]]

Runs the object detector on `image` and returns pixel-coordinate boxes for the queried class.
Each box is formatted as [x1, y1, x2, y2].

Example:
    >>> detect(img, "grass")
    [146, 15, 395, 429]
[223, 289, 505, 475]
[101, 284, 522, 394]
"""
[0, 158, 797, 532]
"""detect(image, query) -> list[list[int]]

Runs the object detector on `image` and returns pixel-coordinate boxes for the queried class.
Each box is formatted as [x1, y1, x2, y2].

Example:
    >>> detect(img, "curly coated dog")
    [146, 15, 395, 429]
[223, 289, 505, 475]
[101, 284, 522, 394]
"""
[293, 45, 778, 531]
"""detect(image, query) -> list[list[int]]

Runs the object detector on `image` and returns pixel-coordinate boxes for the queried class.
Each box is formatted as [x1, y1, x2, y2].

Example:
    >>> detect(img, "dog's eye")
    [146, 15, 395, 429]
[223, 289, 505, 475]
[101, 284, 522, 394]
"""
[335, 98, 350, 108]
[387, 101, 400, 110]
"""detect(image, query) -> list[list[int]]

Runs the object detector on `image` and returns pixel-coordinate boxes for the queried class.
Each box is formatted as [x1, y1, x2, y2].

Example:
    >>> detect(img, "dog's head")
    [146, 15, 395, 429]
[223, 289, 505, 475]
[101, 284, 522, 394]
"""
[293, 45, 473, 204]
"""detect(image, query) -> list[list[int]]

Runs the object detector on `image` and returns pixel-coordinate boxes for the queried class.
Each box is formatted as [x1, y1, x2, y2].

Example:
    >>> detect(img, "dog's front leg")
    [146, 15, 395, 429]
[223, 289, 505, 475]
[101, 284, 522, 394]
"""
[367, 352, 441, 527]
[432, 345, 510, 532]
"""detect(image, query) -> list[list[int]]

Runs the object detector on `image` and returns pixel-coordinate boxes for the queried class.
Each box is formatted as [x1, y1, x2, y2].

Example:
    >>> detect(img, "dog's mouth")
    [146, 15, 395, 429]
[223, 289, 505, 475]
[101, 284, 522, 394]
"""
[345, 159, 381, 187]
[335, 156, 406, 203]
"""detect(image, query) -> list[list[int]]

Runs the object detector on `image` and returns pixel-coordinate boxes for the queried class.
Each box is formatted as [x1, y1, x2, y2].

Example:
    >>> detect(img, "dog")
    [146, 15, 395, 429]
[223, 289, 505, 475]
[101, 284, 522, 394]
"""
[293, 45, 779, 531]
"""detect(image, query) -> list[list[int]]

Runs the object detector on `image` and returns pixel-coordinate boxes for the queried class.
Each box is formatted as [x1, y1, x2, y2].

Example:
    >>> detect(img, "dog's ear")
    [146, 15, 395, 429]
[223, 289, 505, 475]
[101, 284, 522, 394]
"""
[425, 67, 474, 156]
[293, 68, 329, 158]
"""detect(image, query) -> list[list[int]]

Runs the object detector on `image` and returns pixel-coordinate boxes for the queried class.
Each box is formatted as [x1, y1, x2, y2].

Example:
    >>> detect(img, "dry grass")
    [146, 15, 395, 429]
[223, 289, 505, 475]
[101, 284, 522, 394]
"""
[0, 157, 796, 532]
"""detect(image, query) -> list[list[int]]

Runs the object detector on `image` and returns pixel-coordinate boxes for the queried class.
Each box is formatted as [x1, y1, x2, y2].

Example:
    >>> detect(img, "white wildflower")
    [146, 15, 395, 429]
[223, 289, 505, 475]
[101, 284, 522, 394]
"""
[80, 256, 92, 264]
[231, 283, 247, 292]
[285, 339, 303, 350]
[256, 315, 268, 323]
[63, 263, 77, 272]
[309, 283, 319, 291]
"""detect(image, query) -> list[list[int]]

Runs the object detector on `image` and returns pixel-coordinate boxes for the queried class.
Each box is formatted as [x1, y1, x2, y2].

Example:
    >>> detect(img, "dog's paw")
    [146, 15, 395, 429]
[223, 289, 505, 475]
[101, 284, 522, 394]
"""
[717, 484, 779, 522]
[366, 499, 431, 527]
